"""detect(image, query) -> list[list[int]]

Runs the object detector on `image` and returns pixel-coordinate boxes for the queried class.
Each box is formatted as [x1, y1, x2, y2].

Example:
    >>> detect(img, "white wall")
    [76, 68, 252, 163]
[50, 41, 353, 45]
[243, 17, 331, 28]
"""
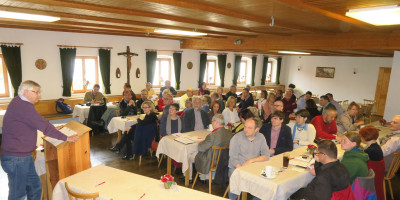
[0, 28, 267, 101]
[384, 51, 400, 120]
[280, 55, 393, 103]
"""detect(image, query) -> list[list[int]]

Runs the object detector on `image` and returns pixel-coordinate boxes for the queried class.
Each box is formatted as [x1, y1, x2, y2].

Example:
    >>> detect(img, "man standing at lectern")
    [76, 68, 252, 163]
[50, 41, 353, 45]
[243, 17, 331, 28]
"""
[1, 80, 79, 200]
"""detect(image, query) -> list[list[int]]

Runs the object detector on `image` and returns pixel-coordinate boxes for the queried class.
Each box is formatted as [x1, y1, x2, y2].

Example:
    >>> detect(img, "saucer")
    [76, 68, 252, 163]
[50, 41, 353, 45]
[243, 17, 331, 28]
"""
[260, 170, 278, 179]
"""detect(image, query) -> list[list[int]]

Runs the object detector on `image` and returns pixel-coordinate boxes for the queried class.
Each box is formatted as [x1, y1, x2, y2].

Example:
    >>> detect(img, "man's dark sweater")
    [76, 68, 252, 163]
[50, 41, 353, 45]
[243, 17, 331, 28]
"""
[1, 96, 67, 157]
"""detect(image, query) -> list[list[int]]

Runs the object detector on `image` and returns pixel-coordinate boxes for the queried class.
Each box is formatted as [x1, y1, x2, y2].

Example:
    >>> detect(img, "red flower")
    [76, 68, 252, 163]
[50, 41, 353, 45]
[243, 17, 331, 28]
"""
[161, 177, 168, 183]
[165, 174, 172, 178]
[168, 177, 173, 182]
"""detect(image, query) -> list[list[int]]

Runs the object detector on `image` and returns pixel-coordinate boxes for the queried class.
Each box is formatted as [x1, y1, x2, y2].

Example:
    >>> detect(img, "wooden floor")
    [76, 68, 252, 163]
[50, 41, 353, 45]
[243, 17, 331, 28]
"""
[1, 132, 400, 200]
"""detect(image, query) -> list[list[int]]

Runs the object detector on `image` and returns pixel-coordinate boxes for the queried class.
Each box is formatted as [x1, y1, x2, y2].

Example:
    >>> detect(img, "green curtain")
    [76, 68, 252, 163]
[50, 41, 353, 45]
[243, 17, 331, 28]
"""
[261, 56, 269, 85]
[251, 56, 257, 86]
[173, 52, 182, 90]
[276, 57, 282, 84]
[198, 53, 207, 88]
[0, 45, 22, 97]
[232, 55, 242, 85]
[217, 54, 227, 87]
[59, 48, 76, 97]
[99, 49, 111, 94]
[146, 51, 157, 84]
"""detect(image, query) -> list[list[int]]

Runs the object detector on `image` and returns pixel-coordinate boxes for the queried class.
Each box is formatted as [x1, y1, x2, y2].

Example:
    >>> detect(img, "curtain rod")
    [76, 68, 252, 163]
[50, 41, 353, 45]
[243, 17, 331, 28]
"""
[0, 42, 23, 45]
[145, 49, 183, 53]
[199, 51, 227, 55]
[57, 45, 112, 49]
[235, 53, 258, 57]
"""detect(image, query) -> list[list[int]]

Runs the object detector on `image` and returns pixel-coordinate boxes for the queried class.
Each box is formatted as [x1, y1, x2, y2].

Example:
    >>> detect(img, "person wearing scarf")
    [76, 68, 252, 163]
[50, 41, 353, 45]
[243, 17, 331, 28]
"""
[288, 109, 316, 149]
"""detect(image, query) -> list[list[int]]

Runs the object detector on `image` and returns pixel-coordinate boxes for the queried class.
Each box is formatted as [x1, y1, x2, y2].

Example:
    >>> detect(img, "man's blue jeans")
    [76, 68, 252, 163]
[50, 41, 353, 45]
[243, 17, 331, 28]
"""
[1, 154, 41, 200]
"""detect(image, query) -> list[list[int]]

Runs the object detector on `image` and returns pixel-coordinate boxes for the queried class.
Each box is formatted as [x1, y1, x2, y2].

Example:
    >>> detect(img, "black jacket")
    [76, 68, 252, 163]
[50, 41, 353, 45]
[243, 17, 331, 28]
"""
[119, 99, 137, 116]
[238, 95, 254, 110]
[259, 123, 293, 155]
[183, 108, 210, 132]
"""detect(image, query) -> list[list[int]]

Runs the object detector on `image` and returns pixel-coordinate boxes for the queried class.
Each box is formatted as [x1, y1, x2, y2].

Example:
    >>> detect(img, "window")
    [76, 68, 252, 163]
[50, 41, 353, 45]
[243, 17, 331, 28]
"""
[238, 60, 247, 84]
[0, 55, 10, 97]
[153, 58, 172, 87]
[72, 56, 99, 93]
[266, 61, 273, 83]
[203, 60, 216, 85]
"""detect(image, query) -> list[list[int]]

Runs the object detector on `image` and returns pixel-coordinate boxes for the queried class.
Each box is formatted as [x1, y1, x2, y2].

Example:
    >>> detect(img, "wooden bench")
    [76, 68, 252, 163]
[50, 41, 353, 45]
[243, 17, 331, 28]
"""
[34, 98, 84, 121]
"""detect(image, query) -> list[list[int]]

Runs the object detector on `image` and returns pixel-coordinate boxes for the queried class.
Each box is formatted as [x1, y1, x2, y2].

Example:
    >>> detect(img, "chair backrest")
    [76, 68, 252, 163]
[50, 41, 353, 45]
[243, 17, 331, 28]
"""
[385, 153, 400, 179]
[363, 99, 375, 105]
[343, 100, 349, 104]
[210, 146, 229, 172]
[65, 182, 99, 200]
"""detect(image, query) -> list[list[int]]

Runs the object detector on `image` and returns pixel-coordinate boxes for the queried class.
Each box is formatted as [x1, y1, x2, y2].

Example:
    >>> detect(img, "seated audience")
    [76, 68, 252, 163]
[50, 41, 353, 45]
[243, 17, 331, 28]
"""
[84, 84, 105, 104]
[157, 89, 171, 112]
[311, 108, 340, 141]
[288, 109, 316, 149]
[191, 114, 232, 181]
[380, 115, 400, 156]
[198, 82, 210, 95]
[300, 140, 352, 200]
[326, 93, 343, 117]
[136, 89, 149, 114]
[159, 80, 177, 97]
[337, 102, 364, 136]
[123, 83, 136, 100]
[159, 92, 173, 121]
[208, 100, 221, 122]
[275, 90, 283, 101]
[145, 82, 155, 98]
[247, 107, 260, 120]
[109, 101, 158, 160]
[183, 96, 210, 132]
[288, 83, 304, 99]
[225, 85, 238, 100]
[119, 89, 137, 116]
[222, 96, 240, 125]
[160, 103, 183, 137]
[177, 98, 193, 117]
[179, 88, 194, 111]
[340, 132, 369, 184]
[260, 111, 293, 156]
[255, 90, 267, 116]
[360, 126, 385, 200]
[232, 108, 255, 134]
[228, 117, 269, 200]
[262, 92, 275, 121]
[306, 98, 320, 120]
[296, 91, 312, 110]
[238, 88, 254, 111]
[211, 92, 225, 112]
[319, 95, 336, 115]
[264, 100, 289, 125]
[217, 86, 227, 101]
[281, 89, 297, 115]
[201, 95, 211, 112]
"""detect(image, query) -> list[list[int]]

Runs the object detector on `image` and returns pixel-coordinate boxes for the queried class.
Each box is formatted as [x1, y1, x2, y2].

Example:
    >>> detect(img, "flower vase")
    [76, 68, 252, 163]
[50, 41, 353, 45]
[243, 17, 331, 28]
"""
[164, 183, 171, 189]
[309, 149, 315, 158]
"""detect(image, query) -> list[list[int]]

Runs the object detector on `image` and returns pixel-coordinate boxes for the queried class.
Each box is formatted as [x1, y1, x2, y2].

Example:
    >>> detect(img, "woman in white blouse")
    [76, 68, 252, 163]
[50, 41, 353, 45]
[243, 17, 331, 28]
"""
[288, 109, 316, 149]
[256, 90, 267, 117]
[222, 96, 240, 125]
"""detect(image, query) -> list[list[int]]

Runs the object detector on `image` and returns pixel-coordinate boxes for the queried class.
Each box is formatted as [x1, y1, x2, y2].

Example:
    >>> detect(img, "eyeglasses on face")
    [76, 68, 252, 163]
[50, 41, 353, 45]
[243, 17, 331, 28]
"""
[29, 90, 41, 94]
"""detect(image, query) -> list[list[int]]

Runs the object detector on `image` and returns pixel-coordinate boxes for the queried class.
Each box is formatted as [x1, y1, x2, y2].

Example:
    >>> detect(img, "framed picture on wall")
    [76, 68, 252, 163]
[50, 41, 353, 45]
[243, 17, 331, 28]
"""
[316, 67, 335, 78]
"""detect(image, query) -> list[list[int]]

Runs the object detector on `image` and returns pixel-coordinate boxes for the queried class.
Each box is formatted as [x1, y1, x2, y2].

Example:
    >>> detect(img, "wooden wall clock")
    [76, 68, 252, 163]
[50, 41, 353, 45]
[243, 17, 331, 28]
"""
[136, 68, 140, 78]
[187, 62, 193, 69]
[35, 59, 47, 70]
[116, 68, 121, 78]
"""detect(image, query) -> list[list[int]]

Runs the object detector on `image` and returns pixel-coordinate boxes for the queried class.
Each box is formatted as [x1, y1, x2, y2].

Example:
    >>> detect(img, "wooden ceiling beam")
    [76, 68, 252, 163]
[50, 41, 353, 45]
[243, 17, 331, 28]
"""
[0, 5, 255, 37]
[142, 0, 332, 34]
[17, 0, 268, 35]
[181, 32, 400, 50]
[275, 0, 377, 31]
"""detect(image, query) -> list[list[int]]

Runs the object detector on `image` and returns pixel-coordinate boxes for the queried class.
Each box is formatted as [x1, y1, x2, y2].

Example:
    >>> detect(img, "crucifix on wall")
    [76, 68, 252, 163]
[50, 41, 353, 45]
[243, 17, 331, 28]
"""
[118, 46, 138, 85]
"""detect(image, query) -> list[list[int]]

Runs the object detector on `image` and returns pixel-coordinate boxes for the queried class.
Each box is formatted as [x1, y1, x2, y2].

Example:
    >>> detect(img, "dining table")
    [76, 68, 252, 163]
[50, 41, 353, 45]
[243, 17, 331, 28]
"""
[107, 115, 142, 142]
[51, 165, 226, 200]
[72, 103, 117, 123]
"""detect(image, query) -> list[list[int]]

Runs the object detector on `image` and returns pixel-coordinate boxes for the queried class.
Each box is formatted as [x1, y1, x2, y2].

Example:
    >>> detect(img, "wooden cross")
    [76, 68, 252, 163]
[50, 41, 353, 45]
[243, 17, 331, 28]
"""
[118, 46, 138, 85]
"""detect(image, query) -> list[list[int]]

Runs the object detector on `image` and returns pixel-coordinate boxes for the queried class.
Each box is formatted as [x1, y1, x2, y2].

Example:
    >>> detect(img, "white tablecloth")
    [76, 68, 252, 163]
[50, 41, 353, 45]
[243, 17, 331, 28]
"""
[229, 145, 345, 200]
[107, 116, 140, 133]
[156, 129, 211, 173]
[72, 103, 117, 123]
[52, 165, 226, 200]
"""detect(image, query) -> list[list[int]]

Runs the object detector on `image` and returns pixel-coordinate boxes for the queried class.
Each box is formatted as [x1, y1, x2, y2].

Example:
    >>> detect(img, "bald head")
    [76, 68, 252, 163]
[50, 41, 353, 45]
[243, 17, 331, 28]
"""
[390, 115, 400, 131]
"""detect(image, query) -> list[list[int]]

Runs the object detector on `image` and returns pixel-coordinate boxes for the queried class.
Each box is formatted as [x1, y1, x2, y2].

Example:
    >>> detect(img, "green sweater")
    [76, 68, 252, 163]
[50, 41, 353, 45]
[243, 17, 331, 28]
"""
[341, 148, 369, 184]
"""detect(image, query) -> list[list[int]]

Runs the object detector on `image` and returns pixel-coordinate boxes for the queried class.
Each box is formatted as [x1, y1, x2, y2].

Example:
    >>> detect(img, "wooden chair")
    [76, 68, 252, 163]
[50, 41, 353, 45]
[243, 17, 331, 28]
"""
[343, 100, 349, 104]
[337, 101, 342, 105]
[384, 153, 400, 200]
[65, 182, 100, 200]
[191, 146, 229, 194]
[363, 99, 375, 105]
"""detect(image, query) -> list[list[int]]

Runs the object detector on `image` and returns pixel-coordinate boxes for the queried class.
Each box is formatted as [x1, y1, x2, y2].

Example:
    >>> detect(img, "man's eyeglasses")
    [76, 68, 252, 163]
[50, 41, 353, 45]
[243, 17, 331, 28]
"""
[314, 151, 325, 156]
[29, 90, 41, 94]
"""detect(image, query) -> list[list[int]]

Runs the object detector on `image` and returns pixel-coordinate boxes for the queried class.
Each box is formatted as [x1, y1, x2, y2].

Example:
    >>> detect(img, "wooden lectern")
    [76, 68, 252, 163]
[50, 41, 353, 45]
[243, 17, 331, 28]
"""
[43, 120, 91, 199]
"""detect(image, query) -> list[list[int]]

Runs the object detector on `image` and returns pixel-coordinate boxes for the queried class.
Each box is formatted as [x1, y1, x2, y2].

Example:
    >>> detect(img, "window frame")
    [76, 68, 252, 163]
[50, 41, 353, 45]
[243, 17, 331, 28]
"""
[237, 60, 248, 84]
[153, 58, 172, 88]
[0, 55, 10, 97]
[204, 60, 217, 85]
[72, 56, 99, 94]
[265, 61, 273, 83]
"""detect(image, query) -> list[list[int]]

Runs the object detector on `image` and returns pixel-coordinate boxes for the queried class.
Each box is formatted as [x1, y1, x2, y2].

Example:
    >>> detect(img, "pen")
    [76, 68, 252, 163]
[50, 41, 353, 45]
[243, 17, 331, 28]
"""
[138, 193, 145, 200]
[95, 181, 106, 187]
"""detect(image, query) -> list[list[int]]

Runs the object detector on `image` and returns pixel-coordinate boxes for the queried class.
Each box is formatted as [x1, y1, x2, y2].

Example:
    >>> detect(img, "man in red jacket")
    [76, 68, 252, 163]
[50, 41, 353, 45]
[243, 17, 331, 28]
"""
[311, 108, 341, 142]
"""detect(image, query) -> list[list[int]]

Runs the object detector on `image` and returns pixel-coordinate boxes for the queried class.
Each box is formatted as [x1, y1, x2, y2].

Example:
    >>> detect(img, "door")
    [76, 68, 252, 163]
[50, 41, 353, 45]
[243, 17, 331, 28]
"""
[374, 67, 391, 115]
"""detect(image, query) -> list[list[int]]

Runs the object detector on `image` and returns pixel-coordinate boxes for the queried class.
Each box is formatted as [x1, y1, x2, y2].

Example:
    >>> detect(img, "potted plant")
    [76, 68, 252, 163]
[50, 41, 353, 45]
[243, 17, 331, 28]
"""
[307, 144, 317, 157]
[160, 174, 176, 189]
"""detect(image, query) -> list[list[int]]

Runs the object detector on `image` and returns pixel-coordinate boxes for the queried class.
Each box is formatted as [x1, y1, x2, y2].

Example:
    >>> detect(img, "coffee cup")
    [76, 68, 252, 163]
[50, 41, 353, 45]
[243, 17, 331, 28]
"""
[265, 166, 273, 178]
